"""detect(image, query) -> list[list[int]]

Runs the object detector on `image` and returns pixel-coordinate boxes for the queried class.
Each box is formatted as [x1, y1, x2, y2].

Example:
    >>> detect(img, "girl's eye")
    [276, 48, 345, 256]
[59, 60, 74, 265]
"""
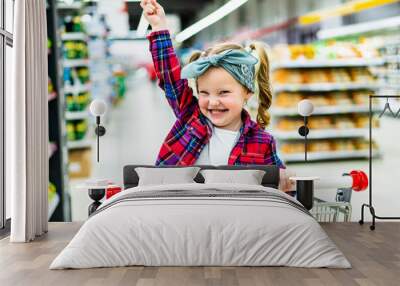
[220, 91, 230, 94]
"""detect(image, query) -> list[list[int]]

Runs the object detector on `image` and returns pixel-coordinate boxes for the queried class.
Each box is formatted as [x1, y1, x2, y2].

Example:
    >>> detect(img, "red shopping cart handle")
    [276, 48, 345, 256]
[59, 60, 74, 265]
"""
[349, 170, 368, 192]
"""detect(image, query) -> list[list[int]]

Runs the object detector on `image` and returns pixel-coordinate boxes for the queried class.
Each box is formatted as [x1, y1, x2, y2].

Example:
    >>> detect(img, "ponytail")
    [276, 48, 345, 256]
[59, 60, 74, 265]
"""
[248, 42, 272, 129]
[188, 50, 203, 63]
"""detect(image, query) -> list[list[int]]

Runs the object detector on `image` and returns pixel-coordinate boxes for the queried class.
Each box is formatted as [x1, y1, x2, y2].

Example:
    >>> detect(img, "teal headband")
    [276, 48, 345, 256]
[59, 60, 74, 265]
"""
[181, 49, 258, 92]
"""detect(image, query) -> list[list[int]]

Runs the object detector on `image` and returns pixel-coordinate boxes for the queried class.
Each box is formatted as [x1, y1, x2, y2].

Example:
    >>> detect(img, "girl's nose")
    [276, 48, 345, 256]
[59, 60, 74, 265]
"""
[208, 96, 220, 107]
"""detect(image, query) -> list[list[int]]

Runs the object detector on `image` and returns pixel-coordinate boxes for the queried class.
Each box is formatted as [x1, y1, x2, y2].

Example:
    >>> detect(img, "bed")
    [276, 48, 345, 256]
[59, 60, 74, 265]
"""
[49, 165, 350, 269]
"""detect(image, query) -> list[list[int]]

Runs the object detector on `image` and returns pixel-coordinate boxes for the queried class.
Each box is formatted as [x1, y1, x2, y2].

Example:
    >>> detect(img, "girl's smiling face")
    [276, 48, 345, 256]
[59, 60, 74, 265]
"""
[197, 67, 252, 131]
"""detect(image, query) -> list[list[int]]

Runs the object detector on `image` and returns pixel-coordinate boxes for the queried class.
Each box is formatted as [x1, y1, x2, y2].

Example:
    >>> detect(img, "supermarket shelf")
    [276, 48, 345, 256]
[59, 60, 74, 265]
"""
[317, 15, 400, 39]
[48, 193, 60, 220]
[274, 82, 379, 93]
[373, 70, 400, 77]
[61, 32, 86, 41]
[57, 2, 82, 10]
[380, 84, 400, 91]
[271, 105, 379, 116]
[63, 59, 90, 68]
[274, 128, 368, 140]
[65, 109, 90, 120]
[282, 150, 376, 162]
[385, 55, 400, 62]
[64, 82, 91, 94]
[272, 58, 384, 69]
[67, 136, 92, 150]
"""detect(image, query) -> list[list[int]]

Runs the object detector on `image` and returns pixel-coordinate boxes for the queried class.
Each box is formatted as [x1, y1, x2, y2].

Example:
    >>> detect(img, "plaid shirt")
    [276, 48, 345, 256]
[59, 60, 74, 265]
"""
[148, 30, 285, 168]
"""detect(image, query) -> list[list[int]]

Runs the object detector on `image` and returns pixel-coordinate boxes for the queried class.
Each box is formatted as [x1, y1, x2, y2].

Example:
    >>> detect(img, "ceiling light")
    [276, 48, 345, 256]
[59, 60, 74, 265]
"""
[175, 0, 248, 43]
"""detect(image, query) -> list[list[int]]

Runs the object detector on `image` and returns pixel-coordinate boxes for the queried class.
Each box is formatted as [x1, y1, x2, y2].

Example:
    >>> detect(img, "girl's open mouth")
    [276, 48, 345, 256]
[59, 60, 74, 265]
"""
[208, 109, 229, 114]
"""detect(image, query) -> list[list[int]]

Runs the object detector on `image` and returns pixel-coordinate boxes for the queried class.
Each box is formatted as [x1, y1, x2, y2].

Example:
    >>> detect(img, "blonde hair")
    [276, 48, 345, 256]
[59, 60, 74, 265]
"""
[188, 42, 272, 129]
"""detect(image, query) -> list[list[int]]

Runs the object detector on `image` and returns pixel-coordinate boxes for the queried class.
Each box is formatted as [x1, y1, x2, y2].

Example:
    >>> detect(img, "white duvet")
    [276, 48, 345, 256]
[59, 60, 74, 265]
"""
[50, 183, 351, 269]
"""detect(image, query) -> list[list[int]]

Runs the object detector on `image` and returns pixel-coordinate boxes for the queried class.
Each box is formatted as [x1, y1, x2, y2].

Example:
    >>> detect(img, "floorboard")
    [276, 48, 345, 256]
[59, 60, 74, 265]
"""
[0, 222, 399, 286]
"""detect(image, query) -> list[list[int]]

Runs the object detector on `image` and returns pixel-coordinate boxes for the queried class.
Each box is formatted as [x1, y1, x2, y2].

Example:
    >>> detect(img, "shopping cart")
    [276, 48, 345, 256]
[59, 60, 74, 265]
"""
[311, 197, 352, 222]
[307, 171, 367, 222]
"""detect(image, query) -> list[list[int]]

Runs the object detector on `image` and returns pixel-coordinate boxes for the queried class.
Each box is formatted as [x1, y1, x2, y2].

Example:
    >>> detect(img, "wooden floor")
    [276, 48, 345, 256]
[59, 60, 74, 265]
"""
[0, 222, 399, 286]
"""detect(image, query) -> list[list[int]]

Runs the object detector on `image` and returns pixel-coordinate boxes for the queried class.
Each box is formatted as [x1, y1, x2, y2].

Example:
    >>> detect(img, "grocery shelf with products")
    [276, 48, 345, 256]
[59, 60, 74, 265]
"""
[318, 18, 400, 115]
[247, 40, 383, 162]
[46, 0, 103, 221]
[47, 0, 69, 221]
[58, 2, 94, 182]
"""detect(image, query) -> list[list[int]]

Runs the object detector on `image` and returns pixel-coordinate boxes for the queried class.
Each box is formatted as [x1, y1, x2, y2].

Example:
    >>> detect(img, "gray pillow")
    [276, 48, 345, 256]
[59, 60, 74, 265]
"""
[135, 167, 201, 186]
[200, 169, 266, 185]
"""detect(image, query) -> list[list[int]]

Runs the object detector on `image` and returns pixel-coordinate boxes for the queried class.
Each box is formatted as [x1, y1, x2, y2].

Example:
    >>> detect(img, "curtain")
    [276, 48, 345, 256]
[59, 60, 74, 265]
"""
[7, 0, 48, 242]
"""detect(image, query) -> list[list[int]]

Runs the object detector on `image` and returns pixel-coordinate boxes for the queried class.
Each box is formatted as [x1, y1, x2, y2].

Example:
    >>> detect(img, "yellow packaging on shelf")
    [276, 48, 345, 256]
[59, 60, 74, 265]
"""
[69, 149, 92, 179]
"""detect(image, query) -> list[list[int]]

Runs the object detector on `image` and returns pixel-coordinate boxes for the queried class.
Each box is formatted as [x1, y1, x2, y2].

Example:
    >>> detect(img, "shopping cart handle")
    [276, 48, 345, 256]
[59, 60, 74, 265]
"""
[289, 177, 319, 210]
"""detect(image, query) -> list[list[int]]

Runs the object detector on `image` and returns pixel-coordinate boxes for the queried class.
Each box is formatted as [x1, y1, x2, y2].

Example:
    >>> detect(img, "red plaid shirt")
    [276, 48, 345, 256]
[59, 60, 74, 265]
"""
[148, 30, 285, 168]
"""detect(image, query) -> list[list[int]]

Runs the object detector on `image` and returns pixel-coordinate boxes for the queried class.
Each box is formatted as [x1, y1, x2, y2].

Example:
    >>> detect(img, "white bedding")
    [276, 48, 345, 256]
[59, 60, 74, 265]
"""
[50, 183, 351, 269]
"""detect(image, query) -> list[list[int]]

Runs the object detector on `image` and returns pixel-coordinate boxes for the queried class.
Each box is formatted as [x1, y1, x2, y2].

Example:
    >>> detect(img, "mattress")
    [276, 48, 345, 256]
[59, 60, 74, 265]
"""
[50, 183, 351, 269]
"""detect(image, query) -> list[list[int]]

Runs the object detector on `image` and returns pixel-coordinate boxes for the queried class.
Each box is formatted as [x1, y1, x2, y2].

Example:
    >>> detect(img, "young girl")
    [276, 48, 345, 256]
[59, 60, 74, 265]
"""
[141, 0, 293, 192]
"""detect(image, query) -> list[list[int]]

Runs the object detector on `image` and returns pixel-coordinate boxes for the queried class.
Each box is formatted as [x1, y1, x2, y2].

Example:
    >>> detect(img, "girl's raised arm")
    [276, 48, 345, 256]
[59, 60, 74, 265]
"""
[142, 0, 197, 120]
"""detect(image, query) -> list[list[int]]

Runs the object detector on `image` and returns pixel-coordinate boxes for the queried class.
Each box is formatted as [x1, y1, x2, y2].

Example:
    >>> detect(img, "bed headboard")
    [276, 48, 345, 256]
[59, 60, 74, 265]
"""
[123, 165, 280, 190]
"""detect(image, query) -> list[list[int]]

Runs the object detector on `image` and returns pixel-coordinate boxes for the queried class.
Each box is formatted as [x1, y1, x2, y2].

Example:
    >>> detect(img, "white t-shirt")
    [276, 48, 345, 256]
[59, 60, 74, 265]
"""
[195, 126, 240, 165]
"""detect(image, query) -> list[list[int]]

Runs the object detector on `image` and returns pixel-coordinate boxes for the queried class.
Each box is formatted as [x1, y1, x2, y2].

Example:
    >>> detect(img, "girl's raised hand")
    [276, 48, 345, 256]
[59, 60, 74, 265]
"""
[140, 0, 167, 31]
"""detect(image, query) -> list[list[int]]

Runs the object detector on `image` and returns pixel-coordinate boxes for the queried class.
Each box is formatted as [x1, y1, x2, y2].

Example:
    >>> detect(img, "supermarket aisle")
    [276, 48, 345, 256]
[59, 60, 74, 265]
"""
[91, 72, 175, 185]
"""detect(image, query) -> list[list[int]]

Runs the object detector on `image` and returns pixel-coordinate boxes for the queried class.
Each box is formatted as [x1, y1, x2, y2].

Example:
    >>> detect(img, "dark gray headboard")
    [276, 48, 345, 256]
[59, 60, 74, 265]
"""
[123, 165, 280, 190]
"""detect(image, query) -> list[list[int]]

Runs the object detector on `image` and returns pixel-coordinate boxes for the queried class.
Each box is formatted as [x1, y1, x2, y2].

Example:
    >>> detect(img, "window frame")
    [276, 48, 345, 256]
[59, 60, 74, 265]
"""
[0, 0, 13, 236]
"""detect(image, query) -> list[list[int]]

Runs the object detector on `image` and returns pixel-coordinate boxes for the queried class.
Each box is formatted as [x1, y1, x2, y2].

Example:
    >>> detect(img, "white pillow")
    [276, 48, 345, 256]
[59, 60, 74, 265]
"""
[135, 167, 201, 186]
[200, 169, 266, 185]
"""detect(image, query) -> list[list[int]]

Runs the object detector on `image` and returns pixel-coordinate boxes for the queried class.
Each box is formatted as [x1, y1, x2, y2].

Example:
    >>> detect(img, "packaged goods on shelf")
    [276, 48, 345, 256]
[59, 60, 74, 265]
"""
[63, 40, 89, 59]
[273, 91, 377, 110]
[66, 119, 88, 141]
[333, 116, 355, 129]
[280, 142, 305, 154]
[63, 15, 84, 33]
[48, 181, 60, 219]
[69, 149, 92, 179]
[281, 138, 378, 155]
[308, 116, 333, 129]
[330, 92, 352, 105]
[273, 68, 374, 85]
[269, 41, 382, 162]
[65, 92, 90, 112]
[309, 140, 331, 152]
[275, 114, 378, 133]
[275, 93, 303, 107]
[48, 182, 56, 198]
[373, 39, 400, 97]
[276, 118, 305, 131]
[271, 42, 380, 62]
[47, 38, 52, 55]
[64, 66, 90, 85]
